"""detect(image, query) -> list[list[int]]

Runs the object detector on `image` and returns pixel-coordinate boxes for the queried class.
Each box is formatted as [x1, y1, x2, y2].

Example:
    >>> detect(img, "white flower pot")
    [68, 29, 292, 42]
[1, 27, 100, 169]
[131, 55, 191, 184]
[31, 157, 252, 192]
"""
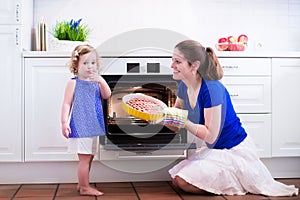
[48, 37, 88, 52]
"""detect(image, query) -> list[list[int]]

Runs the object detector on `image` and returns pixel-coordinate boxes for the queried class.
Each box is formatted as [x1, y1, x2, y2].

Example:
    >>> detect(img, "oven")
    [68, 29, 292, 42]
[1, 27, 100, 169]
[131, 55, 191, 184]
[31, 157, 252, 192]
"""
[99, 56, 196, 165]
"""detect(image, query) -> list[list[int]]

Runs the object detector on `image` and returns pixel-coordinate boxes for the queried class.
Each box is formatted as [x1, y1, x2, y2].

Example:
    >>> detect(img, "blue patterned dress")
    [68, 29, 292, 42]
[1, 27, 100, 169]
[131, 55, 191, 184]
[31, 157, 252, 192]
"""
[69, 78, 106, 138]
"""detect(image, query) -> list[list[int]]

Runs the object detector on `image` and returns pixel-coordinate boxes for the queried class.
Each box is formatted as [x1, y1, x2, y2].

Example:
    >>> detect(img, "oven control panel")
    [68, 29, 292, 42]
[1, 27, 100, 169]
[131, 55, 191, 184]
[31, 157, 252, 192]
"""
[126, 62, 161, 73]
[101, 57, 173, 75]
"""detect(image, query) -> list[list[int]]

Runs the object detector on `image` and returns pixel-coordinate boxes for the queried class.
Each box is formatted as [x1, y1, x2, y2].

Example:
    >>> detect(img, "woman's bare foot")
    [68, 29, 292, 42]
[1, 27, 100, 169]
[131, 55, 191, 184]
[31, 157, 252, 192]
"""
[80, 186, 104, 196]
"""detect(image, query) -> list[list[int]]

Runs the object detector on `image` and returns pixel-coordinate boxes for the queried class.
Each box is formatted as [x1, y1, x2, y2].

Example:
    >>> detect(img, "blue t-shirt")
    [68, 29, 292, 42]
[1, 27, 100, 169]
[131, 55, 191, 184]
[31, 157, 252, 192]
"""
[177, 79, 247, 149]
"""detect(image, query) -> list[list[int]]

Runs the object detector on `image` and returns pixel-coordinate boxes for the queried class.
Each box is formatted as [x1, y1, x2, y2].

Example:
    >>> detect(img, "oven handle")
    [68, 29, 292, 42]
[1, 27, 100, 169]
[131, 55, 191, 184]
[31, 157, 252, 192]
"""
[117, 150, 187, 159]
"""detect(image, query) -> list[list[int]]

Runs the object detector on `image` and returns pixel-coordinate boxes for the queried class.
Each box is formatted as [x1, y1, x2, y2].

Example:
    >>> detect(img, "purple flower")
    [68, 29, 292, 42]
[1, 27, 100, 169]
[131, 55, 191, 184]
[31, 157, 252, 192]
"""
[70, 18, 82, 30]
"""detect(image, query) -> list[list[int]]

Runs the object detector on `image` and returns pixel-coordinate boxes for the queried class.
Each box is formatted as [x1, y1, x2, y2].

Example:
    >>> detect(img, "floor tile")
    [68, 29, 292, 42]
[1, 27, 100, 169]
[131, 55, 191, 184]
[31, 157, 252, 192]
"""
[97, 187, 136, 196]
[56, 183, 99, 199]
[20, 184, 57, 189]
[55, 196, 96, 200]
[224, 194, 269, 200]
[14, 184, 57, 198]
[56, 186, 79, 197]
[134, 185, 176, 193]
[180, 194, 226, 200]
[13, 197, 53, 200]
[138, 193, 182, 200]
[14, 189, 56, 198]
[134, 183, 181, 200]
[132, 181, 169, 187]
[0, 189, 17, 198]
[0, 185, 20, 198]
[96, 196, 138, 200]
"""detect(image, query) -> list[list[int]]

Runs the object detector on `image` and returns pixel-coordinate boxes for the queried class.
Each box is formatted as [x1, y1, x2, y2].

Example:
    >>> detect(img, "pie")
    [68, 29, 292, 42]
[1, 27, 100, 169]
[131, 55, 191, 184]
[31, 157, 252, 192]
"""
[122, 93, 167, 121]
[126, 97, 162, 114]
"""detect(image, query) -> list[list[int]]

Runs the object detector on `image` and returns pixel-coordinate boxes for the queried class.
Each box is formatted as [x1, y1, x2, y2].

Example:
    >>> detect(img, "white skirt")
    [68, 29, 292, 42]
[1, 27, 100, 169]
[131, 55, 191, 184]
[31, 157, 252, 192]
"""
[68, 136, 98, 155]
[169, 136, 299, 196]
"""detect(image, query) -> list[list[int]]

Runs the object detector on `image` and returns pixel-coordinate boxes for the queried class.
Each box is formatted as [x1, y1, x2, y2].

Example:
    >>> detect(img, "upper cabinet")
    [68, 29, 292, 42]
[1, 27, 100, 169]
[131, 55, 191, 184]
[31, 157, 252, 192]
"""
[0, 26, 22, 162]
[0, 0, 21, 24]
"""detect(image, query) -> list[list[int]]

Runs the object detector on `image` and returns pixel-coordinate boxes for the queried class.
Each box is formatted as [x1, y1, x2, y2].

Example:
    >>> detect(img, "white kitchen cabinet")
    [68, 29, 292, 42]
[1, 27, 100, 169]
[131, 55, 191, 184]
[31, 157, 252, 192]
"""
[0, 0, 21, 24]
[0, 25, 22, 161]
[272, 58, 300, 157]
[220, 58, 272, 157]
[24, 57, 78, 161]
[239, 114, 271, 158]
[0, 0, 32, 162]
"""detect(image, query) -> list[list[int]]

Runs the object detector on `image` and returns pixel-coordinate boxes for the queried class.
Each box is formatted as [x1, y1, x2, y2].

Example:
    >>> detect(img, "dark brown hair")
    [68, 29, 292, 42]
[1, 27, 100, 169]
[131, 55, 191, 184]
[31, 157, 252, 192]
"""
[69, 44, 100, 75]
[175, 40, 223, 80]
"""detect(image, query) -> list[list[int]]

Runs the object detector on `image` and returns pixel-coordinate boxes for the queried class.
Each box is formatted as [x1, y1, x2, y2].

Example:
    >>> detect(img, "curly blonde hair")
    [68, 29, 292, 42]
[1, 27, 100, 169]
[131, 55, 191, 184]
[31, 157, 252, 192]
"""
[69, 44, 101, 75]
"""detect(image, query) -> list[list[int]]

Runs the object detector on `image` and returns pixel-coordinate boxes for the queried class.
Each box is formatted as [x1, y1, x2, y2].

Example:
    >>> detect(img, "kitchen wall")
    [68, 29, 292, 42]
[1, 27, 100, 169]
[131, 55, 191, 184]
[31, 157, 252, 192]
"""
[33, 0, 300, 52]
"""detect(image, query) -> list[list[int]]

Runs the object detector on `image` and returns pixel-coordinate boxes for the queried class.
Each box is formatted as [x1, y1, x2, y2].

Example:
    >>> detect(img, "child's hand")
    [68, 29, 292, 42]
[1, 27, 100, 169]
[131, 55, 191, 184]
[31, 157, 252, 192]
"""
[90, 73, 107, 86]
[89, 73, 102, 83]
[61, 122, 71, 139]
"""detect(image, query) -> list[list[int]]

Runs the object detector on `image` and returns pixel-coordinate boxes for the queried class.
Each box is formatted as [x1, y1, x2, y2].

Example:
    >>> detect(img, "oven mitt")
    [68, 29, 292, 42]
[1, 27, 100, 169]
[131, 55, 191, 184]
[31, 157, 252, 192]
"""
[161, 107, 188, 128]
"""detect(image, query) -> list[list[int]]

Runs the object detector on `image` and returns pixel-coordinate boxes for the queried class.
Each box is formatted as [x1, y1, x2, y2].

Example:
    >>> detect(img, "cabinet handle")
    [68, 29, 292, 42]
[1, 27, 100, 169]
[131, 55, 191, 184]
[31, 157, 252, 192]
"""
[230, 93, 239, 97]
[15, 4, 20, 22]
[222, 65, 239, 69]
[15, 28, 19, 46]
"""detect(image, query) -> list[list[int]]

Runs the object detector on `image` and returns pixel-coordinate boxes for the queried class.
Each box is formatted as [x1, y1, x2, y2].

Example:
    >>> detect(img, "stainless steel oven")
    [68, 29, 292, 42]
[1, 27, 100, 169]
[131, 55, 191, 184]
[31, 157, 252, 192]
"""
[99, 56, 195, 163]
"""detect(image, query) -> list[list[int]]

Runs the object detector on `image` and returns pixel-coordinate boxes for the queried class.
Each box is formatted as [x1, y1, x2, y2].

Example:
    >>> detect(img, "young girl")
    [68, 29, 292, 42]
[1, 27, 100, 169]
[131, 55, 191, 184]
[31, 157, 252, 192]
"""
[61, 44, 111, 196]
[163, 40, 298, 196]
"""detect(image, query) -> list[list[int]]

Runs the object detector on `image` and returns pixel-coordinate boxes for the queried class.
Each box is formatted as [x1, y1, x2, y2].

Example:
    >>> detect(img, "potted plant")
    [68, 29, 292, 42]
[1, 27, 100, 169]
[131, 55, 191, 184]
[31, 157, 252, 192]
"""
[49, 18, 91, 51]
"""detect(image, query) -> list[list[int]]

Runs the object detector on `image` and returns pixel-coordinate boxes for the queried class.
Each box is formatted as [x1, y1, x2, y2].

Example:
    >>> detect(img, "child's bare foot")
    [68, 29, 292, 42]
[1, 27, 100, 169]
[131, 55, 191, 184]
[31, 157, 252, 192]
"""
[80, 186, 104, 196]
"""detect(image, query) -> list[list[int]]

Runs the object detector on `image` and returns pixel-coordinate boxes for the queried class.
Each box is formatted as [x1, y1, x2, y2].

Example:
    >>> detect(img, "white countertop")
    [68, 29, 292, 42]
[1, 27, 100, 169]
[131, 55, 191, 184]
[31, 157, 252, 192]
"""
[22, 50, 300, 58]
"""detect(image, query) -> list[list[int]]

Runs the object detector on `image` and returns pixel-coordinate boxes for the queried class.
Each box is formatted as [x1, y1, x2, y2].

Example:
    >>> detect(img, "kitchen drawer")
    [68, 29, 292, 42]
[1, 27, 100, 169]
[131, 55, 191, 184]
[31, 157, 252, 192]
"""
[219, 58, 271, 76]
[221, 77, 271, 113]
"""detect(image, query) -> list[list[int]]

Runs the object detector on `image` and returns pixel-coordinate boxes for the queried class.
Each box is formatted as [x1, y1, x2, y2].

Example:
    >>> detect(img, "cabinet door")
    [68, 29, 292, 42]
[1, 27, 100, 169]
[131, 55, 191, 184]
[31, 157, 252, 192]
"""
[239, 114, 271, 158]
[24, 58, 78, 161]
[0, 0, 21, 24]
[221, 77, 271, 113]
[272, 58, 300, 157]
[0, 26, 22, 161]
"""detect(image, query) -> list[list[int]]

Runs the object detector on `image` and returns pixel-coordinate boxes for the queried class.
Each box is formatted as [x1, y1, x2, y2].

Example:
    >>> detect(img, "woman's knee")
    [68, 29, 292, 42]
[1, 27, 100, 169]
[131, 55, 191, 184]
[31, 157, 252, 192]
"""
[174, 176, 188, 187]
[173, 176, 208, 194]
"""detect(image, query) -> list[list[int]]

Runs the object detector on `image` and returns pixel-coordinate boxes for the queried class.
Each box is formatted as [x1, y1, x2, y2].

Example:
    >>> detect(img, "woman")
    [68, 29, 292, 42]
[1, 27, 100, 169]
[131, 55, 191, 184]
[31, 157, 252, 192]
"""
[163, 40, 298, 196]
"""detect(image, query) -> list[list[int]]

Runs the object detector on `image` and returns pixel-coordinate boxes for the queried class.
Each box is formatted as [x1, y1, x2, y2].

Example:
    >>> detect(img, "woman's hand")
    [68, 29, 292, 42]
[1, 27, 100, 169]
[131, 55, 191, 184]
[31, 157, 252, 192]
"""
[162, 107, 188, 129]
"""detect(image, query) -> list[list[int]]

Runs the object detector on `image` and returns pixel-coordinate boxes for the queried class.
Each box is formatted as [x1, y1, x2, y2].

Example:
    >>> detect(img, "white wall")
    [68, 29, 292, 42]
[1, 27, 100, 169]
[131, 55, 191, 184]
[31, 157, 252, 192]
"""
[33, 0, 300, 52]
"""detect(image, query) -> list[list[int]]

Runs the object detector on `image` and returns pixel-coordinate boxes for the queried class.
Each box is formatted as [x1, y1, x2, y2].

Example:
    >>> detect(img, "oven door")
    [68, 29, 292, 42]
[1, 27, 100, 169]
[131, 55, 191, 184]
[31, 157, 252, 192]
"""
[99, 74, 196, 161]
